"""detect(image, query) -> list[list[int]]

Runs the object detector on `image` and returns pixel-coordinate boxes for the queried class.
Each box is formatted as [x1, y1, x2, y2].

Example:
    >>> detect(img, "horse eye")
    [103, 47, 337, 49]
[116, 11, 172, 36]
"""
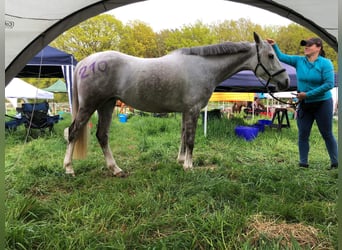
[269, 54, 274, 59]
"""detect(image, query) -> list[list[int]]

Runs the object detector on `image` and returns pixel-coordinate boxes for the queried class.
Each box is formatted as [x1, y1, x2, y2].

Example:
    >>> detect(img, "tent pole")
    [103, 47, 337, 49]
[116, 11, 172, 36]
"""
[204, 105, 208, 137]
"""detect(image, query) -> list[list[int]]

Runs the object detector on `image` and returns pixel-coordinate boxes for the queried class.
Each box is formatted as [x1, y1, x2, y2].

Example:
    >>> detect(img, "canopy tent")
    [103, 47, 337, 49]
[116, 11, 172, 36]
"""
[4, 0, 338, 85]
[43, 79, 68, 114]
[215, 63, 297, 93]
[16, 46, 77, 110]
[43, 79, 67, 93]
[209, 92, 254, 102]
[6, 78, 54, 100]
[5, 78, 54, 108]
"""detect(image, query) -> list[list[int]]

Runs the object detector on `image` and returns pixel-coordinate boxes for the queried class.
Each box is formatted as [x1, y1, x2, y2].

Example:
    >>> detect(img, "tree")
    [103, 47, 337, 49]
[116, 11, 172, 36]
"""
[155, 29, 174, 56]
[275, 24, 313, 55]
[158, 28, 185, 54]
[51, 14, 124, 61]
[179, 21, 216, 47]
[160, 21, 216, 54]
[119, 20, 158, 58]
[211, 18, 264, 43]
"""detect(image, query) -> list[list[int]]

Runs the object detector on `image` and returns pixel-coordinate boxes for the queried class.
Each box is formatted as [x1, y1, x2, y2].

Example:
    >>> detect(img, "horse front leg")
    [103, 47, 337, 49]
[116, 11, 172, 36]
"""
[182, 110, 200, 170]
[63, 140, 76, 176]
[96, 100, 127, 177]
[177, 112, 186, 164]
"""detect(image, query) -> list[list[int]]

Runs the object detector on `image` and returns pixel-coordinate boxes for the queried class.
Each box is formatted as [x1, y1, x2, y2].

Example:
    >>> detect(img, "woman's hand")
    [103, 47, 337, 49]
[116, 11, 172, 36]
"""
[297, 92, 307, 101]
[266, 39, 276, 45]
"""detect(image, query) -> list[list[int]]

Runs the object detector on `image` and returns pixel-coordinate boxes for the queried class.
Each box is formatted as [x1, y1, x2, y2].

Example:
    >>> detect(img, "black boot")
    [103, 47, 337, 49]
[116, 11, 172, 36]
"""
[328, 163, 338, 170]
[299, 163, 309, 168]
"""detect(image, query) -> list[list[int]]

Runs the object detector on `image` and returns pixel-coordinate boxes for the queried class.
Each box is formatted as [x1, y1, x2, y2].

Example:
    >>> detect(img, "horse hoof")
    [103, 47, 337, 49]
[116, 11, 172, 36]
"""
[114, 171, 129, 178]
[183, 167, 194, 172]
[65, 170, 75, 177]
[177, 157, 185, 164]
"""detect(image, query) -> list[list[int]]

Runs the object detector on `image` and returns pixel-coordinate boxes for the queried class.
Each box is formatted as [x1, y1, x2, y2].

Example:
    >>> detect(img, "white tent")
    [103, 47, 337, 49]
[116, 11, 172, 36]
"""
[5, 78, 54, 107]
[266, 89, 338, 102]
[265, 88, 338, 115]
[265, 91, 297, 99]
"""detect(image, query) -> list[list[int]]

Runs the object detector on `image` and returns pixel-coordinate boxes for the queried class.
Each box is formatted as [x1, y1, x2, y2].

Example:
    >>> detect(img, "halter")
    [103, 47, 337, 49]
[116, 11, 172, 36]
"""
[254, 43, 289, 105]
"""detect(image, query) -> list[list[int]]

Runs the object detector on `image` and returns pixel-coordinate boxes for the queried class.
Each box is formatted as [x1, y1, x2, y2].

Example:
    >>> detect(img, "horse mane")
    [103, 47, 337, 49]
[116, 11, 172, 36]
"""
[174, 42, 252, 56]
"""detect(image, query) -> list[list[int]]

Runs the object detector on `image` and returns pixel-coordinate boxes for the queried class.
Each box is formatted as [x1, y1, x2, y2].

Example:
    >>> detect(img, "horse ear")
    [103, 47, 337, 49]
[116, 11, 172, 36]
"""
[253, 32, 261, 44]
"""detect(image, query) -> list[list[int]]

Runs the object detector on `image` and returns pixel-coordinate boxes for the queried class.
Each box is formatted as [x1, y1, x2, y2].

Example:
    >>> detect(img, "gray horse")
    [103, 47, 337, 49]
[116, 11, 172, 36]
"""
[64, 32, 289, 176]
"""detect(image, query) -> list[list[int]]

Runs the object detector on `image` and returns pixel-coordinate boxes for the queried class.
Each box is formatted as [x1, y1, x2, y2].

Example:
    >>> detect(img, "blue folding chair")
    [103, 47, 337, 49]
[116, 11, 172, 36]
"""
[5, 114, 25, 131]
[22, 102, 60, 133]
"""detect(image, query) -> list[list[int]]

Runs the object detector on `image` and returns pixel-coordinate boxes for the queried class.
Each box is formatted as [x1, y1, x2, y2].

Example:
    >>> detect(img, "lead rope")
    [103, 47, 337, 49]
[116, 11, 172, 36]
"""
[24, 49, 45, 143]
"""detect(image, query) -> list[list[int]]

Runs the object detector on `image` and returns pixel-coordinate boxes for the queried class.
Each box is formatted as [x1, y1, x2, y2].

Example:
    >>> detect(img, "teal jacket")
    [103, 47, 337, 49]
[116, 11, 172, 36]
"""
[272, 44, 334, 103]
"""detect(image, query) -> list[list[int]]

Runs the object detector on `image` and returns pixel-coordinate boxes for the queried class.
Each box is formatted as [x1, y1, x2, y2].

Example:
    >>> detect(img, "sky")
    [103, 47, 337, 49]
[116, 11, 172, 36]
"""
[109, 0, 293, 31]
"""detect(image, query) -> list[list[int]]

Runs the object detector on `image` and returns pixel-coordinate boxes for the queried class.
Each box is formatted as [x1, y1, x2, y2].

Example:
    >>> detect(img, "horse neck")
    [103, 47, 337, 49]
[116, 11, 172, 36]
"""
[210, 46, 256, 85]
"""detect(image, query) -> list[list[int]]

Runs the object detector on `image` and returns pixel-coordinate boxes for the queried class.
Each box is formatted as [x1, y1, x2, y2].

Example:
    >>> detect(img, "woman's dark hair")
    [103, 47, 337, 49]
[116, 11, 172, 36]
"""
[319, 48, 325, 57]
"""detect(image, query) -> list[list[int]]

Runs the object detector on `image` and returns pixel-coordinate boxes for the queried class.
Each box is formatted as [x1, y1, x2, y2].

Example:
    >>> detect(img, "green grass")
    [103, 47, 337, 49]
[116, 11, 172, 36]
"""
[5, 112, 338, 249]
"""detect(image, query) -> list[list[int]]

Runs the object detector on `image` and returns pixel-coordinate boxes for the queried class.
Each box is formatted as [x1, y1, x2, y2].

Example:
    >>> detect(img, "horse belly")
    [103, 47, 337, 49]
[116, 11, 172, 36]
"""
[122, 85, 186, 113]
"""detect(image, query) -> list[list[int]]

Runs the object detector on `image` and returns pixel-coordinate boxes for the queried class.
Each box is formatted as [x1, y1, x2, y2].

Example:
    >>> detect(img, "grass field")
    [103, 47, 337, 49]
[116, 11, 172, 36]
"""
[5, 111, 338, 249]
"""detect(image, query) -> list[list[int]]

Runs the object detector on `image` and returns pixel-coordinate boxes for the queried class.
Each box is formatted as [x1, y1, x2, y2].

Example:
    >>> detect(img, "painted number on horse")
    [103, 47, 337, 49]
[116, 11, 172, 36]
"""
[79, 61, 108, 79]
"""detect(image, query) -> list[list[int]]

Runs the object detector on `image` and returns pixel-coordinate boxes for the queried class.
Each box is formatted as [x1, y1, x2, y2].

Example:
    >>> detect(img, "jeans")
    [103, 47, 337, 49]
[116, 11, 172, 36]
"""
[296, 98, 338, 165]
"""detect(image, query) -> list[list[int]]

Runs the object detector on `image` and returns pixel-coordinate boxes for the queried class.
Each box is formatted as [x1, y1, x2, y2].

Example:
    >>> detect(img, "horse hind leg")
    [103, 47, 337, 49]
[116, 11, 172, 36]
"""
[96, 99, 126, 177]
[177, 112, 186, 164]
[63, 108, 93, 176]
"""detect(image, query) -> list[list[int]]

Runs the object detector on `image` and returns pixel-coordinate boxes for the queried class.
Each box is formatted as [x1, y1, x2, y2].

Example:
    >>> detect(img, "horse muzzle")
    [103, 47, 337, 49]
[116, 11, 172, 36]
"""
[276, 77, 290, 91]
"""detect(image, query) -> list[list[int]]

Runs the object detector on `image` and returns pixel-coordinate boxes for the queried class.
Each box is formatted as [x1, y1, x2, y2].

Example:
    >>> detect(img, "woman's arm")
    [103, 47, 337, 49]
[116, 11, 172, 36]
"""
[266, 39, 299, 67]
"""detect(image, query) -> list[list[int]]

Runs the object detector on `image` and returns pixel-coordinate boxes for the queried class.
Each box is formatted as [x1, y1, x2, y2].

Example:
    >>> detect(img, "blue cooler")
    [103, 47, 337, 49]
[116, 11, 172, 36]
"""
[119, 114, 128, 123]
[257, 119, 272, 126]
[235, 126, 259, 141]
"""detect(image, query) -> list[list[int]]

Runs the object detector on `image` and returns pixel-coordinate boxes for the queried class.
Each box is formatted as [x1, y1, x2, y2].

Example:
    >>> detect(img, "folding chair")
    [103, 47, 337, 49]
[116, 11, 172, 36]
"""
[5, 114, 25, 131]
[22, 102, 60, 133]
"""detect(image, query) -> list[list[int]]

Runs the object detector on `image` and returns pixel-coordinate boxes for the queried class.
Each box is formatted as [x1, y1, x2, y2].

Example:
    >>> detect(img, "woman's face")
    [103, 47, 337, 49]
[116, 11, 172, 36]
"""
[304, 44, 321, 57]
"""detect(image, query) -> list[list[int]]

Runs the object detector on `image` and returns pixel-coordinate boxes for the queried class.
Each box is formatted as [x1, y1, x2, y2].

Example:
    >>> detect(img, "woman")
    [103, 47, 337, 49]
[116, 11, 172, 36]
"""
[253, 97, 266, 115]
[266, 37, 338, 170]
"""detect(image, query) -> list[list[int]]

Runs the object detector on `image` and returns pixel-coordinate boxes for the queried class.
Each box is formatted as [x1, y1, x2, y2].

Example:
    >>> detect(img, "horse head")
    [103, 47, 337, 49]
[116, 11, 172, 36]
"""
[253, 32, 289, 91]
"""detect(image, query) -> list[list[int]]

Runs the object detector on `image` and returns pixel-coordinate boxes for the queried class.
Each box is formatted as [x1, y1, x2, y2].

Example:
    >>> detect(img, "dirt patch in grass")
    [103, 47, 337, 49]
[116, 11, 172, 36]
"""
[195, 165, 218, 171]
[244, 214, 333, 249]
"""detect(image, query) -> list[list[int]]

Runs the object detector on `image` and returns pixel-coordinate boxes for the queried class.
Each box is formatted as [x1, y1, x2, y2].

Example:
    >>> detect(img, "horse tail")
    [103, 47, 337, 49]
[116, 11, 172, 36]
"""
[72, 73, 89, 160]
